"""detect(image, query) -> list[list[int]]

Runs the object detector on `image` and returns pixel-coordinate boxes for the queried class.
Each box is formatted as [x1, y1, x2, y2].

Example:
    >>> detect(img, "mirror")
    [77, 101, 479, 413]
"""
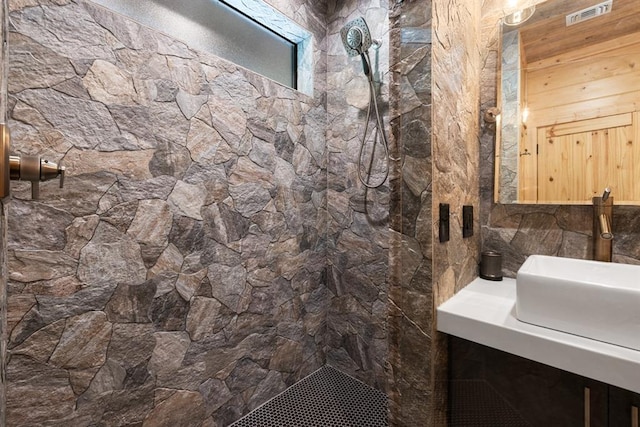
[495, 0, 640, 205]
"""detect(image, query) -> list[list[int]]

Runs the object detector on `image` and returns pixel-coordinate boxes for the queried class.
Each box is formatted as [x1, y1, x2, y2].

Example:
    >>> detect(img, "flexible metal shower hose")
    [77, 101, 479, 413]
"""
[357, 50, 392, 189]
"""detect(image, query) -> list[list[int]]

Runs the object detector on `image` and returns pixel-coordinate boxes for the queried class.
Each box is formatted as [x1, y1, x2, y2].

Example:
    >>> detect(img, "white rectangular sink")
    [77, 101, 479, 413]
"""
[516, 255, 640, 351]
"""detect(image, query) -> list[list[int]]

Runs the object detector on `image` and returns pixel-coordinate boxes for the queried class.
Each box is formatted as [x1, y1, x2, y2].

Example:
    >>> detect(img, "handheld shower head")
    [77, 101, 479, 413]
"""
[340, 17, 373, 56]
[340, 17, 374, 76]
[346, 26, 364, 51]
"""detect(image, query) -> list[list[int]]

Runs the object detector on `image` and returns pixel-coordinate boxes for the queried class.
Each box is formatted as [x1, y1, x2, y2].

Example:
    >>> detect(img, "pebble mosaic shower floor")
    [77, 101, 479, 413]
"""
[229, 366, 388, 427]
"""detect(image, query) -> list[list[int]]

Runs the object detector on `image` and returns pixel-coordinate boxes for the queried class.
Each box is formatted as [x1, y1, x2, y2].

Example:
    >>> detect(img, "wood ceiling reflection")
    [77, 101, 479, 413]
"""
[514, 0, 640, 63]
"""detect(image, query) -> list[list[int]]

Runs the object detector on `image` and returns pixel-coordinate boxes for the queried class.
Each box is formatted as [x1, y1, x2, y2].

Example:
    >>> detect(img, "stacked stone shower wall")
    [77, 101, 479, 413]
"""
[387, 0, 482, 424]
[0, 203, 6, 427]
[6, 0, 327, 425]
[325, 0, 390, 391]
[387, 0, 435, 425]
[1, 1, 8, 424]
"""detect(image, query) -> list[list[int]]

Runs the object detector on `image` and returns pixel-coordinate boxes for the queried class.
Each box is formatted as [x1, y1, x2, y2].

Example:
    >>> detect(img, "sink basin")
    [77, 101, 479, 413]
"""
[516, 255, 640, 351]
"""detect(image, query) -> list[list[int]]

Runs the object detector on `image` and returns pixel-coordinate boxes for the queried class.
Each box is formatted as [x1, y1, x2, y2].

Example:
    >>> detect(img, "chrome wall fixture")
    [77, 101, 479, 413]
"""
[0, 124, 66, 200]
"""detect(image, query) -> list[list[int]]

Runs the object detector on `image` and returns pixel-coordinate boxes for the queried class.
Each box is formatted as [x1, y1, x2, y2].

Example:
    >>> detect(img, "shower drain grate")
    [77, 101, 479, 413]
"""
[229, 365, 388, 427]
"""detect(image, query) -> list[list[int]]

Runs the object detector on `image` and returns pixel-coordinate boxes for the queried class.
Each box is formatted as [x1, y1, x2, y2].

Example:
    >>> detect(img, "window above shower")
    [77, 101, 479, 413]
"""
[89, 0, 314, 95]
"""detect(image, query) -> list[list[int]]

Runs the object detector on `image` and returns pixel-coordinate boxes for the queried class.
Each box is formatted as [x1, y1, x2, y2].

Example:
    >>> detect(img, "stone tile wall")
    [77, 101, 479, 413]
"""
[1, 1, 8, 424]
[431, 1, 482, 426]
[325, 0, 390, 391]
[5, 0, 328, 425]
[0, 2, 542, 427]
[479, 0, 640, 276]
[389, 0, 483, 424]
[387, 0, 434, 426]
[0, 202, 7, 427]
[432, 2, 482, 299]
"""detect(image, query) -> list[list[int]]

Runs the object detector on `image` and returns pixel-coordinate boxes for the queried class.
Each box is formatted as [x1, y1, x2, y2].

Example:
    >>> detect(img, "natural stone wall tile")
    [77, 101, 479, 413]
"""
[202, 203, 249, 245]
[78, 221, 147, 287]
[186, 118, 221, 163]
[127, 199, 172, 259]
[107, 324, 156, 372]
[207, 92, 249, 148]
[84, 1, 157, 51]
[50, 311, 112, 369]
[36, 281, 117, 325]
[148, 245, 183, 283]
[19, 89, 120, 150]
[247, 370, 287, 410]
[6, 294, 35, 333]
[142, 390, 206, 427]
[208, 264, 249, 314]
[186, 297, 224, 341]
[64, 215, 100, 258]
[96, 381, 156, 426]
[64, 148, 155, 180]
[117, 176, 177, 203]
[226, 358, 269, 394]
[176, 91, 208, 120]
[166, 57, 206, 96]
[69, 366, 102, 396]
[41, 171, 118, 217]
[10, 102, 62, 146]
[148, 331, 190, 377]
[9, 249, 77, 282]
[80, 359, 127, 402]
[8, 32, 77, 93]
[6, 356, 76, 425]
[83, 59, 140, 106]
[167, 181, 207, 220]
[150, 291, 189, 331]
[10, 318, 64, 363]
[104, 281, 156, 323]
[269, 337, 304, 372]
[5, 0, 330, 424]
[426, 1, 482, 424]
[149, 140, 192, 177]
[10, 3, 118, 61]
[175, 268, 208, 302]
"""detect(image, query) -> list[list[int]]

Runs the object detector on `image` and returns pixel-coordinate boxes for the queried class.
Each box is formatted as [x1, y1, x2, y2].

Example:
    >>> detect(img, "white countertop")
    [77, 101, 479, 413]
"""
[437, 277, 640, 394]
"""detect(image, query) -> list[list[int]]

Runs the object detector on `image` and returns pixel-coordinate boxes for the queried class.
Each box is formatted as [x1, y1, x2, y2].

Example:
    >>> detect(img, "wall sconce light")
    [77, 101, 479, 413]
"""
[504, 6, 536, 26]
[522, 106, 530, 124]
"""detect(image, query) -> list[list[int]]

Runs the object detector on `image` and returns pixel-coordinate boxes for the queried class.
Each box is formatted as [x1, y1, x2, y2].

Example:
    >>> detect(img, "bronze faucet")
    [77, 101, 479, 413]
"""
[593, 187, 613, 262]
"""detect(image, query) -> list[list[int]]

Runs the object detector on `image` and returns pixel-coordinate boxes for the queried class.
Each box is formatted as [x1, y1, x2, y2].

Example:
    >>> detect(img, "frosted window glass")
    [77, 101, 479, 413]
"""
[91, 0, 297, 89]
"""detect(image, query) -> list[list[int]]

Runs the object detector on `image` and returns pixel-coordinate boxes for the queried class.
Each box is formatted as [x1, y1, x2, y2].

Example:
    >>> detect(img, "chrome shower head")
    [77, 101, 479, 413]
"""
[346, 26, 364, 51]
[340, 17, 372, 57]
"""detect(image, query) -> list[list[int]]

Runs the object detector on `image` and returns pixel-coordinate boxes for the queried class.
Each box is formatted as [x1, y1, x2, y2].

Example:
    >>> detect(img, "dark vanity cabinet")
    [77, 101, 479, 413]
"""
[449, 337, 640, 427]
[609, 386, 640, 427]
